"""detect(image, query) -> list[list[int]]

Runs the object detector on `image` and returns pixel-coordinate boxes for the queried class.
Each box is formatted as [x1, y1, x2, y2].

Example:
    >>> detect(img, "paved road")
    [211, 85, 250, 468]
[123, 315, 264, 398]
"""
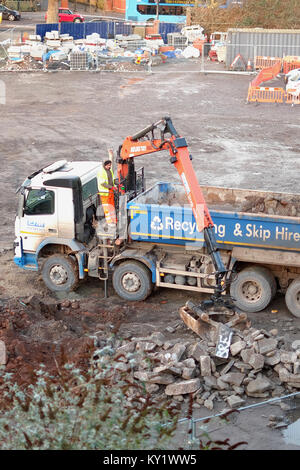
[0, 8, 125, 29]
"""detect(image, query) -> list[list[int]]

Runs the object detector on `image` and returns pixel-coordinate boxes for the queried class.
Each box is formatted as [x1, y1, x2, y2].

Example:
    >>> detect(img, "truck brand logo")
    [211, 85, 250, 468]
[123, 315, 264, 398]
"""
[27, 220, 45, 228]
[151, 216, 164, 231]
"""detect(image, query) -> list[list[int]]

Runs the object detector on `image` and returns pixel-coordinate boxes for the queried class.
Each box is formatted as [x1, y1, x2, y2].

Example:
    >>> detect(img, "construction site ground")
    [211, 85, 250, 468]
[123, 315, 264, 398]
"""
[1, 61, 300, 450]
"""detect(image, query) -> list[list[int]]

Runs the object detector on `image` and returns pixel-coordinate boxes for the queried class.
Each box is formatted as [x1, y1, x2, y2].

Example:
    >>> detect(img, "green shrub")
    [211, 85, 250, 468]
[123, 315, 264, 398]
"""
[0, 341, 179, 450]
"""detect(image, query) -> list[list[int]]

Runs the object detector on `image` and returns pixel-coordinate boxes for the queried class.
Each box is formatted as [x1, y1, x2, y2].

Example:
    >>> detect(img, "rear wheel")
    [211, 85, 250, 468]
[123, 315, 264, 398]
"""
[42, 255, 79, 292]
[112, 261, 152, 301]
[285, 278, 300, 318]
[230, 266, 276, 313]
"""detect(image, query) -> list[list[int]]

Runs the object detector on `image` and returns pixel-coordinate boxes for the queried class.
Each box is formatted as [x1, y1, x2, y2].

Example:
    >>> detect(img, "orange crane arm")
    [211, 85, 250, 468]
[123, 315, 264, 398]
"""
[117, 117, 213, 233]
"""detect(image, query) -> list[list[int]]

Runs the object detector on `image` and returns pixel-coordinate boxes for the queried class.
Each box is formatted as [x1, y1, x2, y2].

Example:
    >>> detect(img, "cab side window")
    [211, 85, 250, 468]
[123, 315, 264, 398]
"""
[24, 189, 55, 215]
[82, 177, 98, 201]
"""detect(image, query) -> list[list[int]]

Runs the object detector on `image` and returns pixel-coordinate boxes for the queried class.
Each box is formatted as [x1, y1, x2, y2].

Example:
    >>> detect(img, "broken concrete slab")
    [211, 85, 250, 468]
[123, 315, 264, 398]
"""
[221, 372, 245, 387]
[248, 353, 265, 370]
[187, 342, 207, 361]
[226, 394, 246, 409]
[280, 350, 298, 364]
[165, 343, 186, 363]
[200, 356, 211, 376]
[165, 378, 201, 396]
[182, 367, 196, 379]
[246, 376, 274, 396]
[257, 337, 278, 354]
[230, 340, 246, 356]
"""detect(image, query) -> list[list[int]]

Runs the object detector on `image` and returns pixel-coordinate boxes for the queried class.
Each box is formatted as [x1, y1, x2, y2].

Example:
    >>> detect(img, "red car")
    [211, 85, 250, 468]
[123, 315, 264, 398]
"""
[45, 8, 84, 23]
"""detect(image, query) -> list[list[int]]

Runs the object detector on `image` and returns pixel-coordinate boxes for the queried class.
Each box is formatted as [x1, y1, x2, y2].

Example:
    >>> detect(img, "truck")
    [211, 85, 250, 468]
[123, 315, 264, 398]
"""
[13, 118, 300, 318]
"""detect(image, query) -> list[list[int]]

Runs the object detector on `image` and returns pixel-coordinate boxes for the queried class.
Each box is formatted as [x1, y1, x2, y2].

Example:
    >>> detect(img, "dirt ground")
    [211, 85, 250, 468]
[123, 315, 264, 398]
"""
[0, 60, 300, 450]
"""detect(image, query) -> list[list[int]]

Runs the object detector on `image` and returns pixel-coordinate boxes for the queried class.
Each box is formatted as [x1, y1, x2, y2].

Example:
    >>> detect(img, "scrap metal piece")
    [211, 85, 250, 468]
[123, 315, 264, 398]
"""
[215, 324, 233, 359]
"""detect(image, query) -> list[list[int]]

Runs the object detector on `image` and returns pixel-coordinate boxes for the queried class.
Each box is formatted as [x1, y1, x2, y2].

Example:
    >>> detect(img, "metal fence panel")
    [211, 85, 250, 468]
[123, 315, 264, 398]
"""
[60, 22, 86, 40]
[226, 29, 300, 67]
[85, 22, 109, 39]
[36, 23, 59, 40]
[159, 22, 182, 43]
[59, 21, 133, 40]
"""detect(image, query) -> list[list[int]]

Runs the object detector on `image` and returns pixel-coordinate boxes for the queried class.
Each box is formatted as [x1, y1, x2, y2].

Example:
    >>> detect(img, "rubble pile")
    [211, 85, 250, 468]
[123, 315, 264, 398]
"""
[241, 195, 300, 217]
[112, 321, 300, 411]
[1, 294, 299, 413]
[0, 29, 205, 72]
[150, 189, 300, 218]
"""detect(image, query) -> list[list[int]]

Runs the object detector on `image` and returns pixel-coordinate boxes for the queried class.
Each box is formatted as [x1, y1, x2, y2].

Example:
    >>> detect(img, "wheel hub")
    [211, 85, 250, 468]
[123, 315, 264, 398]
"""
[242, 280, 262, 302]
[50, 265, 68, 285]
[122, 272, 141, 292]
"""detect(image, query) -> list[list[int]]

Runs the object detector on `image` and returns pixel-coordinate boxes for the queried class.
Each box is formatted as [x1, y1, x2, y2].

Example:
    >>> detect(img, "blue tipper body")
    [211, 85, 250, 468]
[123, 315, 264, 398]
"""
[128, 182, 300, 253]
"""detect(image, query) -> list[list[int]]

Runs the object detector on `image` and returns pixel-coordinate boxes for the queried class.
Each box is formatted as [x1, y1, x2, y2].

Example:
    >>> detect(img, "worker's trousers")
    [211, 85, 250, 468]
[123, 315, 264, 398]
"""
[99, 190, 117, 225]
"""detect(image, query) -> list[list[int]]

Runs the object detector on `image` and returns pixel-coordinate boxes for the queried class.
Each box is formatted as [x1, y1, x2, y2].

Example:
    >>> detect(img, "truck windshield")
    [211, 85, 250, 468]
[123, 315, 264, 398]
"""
[24, 189, 55, 215]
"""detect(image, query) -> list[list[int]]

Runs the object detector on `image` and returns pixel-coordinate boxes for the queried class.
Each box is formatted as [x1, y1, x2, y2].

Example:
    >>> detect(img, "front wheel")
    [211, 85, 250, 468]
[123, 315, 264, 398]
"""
[8, 14, 15, 21]
[285, 278, 300, 318]
[112, 261, 152, 301]
[230, 266, 275, 313]
[42, 255, 79, 292]
[73, 18, 82, 22]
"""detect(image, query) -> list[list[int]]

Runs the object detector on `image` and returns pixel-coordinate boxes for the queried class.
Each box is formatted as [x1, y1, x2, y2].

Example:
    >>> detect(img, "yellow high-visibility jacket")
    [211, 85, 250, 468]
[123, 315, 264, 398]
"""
[97, 166, 114, 194]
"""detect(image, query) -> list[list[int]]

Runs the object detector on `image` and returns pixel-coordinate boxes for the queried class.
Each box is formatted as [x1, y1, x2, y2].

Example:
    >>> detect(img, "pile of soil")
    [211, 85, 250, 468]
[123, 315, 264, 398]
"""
[0, 295, 127, 388]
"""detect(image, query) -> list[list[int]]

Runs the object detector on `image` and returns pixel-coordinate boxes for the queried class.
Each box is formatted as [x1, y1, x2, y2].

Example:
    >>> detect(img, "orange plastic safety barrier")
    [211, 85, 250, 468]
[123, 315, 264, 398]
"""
[247, 85, 300, 105]
[254, 56, 282, 70]
[283, 58, 300, 74]
[247, 59, 300, 104]
[251, 60, 282, 87]
[247, 85, 285, 103]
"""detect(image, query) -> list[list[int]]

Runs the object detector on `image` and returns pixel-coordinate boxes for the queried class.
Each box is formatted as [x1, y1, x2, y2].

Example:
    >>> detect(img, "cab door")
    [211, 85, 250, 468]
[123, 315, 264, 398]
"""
[58, 9, 67, 21]
[20, 187, 58, 253]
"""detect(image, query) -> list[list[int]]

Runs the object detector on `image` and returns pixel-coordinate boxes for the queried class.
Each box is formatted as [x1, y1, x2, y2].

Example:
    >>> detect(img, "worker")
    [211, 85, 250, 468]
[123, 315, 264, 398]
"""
[97, 160, 117, 228]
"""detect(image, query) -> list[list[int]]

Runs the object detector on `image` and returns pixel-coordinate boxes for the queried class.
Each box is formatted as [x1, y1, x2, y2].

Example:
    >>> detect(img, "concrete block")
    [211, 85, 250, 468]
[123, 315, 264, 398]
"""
[226, 395, 245, 409]
[230, 340, 246, 356]
[165, 378, 201, 396]
[257, 337, 278, 355]
[246, 376, 273, 396]
[248, 353, 265, 370]
[200, 355, 211, 376]
[221, 372, 245, 387]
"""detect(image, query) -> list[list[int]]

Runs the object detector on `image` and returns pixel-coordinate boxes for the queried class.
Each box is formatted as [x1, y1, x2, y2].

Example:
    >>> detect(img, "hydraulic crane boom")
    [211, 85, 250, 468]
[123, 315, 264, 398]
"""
[117, 117, 230, 306]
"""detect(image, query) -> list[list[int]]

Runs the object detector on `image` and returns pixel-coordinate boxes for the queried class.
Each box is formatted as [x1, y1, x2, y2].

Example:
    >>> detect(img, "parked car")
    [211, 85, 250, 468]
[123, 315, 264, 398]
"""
[0, 4, 21, 21]
[45, 8, 84, 23]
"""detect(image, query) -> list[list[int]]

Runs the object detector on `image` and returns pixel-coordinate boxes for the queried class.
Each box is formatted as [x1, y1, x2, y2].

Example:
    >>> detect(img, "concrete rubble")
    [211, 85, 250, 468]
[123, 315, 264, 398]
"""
[108, 319, 300, 411]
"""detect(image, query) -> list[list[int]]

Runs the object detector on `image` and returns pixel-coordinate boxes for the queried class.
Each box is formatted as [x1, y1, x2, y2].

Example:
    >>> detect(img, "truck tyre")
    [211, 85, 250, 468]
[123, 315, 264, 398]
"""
[230, 266, 275, 313]
[112, 261, 152, 301]
[285, 278, 300, 318]
[42, 255, 79, 292]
